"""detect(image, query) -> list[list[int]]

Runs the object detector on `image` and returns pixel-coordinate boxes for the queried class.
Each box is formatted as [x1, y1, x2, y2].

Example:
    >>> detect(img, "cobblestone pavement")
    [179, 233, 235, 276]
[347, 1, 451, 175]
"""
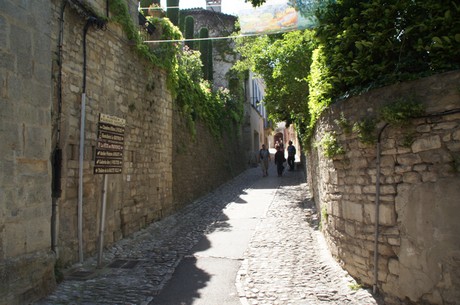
[36, 166, 381, 305]
[236, 169, 381, 305]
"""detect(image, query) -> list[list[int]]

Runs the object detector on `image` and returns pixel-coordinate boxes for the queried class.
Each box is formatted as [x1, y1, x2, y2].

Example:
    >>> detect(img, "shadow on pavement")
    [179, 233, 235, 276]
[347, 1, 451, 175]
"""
[36, 164, 311, 305]
[152, 255, 211, 305]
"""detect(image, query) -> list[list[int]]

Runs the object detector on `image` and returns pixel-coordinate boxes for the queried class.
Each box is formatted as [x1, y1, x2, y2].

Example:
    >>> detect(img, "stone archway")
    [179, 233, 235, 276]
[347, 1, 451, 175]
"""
[274, 132, 284, 148]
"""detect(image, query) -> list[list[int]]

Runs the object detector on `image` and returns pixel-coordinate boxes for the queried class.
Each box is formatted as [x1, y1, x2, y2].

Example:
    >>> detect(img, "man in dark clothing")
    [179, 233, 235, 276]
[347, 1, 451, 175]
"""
[274, 145, 286, 177]
[258, 144, 271, 177]
[287, 141, 296, 171]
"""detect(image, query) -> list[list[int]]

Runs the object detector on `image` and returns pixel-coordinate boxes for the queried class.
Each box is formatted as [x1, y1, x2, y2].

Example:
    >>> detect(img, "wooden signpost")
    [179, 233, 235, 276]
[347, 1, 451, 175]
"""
[94, 113, 125, 267]
[94, 113, 126, 174]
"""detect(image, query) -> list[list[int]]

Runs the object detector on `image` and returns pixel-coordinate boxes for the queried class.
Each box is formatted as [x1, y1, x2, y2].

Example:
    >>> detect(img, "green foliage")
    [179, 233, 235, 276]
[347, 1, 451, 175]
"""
[178, 46, 202, 80]
[234, 30, 316, 147]
[402, 132, 416, 148]
[334, 112, 353, 135]
[146, 16, 182, 90]
[184, 16, 195, 49]
[166, 0, 180, 26]
[139, 0, 153, 16]
[109, 0, 182, 91]
[315, 132, 344, 158]
[321, 206, 328, 223]
[199, 27, 213, 81]
[176, 47, 244, 139]
[109, 0, 140, 42]
[227, 69, 247, 110]
[308, 46, 332, 127]
[315, 0, 460, 98]
[241, 0, 458, 151]
[109, 0, 241, 141]
[380, 98, 425, 125]
[348, 283, 363, 291]
[207, 40, 214, 82]
[353, 118, 377, 145]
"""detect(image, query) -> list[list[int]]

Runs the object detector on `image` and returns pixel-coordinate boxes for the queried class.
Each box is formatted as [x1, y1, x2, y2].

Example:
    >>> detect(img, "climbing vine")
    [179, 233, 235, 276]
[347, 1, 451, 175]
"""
[315, 132, 344, 158]
[108, 0, 181, 91]
[176, 44, 243, 139]
[108, 0, 243, 140]
[380, 97, 425, 125]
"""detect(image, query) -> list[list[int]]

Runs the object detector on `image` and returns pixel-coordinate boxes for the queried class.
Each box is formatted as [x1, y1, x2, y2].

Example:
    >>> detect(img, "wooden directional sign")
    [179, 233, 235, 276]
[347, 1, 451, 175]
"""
[94, 113, 126, 174]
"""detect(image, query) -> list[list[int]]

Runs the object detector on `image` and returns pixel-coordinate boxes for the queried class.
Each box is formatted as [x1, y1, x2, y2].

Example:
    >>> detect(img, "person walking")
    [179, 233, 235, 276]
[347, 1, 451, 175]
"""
[258, 144, 270, 177]
[286, 140, 296, 171]
[274, 145, 286, 177]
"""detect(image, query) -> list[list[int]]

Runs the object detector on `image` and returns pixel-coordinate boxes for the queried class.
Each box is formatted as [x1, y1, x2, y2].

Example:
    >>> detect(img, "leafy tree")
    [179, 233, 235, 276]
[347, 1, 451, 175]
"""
[199, 27, 213, 81]
[314, 0, 460, 97]
[242, 0, 460, 146]
[184, 16, 195, 49]
[139, 0, 153, 15]
[166, 0, 180, 26]
[235, 30, 316, 144]
[246, 0, 266, 7]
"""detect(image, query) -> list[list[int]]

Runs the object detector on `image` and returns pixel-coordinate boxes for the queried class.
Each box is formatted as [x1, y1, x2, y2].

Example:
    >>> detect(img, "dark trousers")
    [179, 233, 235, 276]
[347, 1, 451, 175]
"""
[276, 163, 284, 176]
[287, 156, 295, 170]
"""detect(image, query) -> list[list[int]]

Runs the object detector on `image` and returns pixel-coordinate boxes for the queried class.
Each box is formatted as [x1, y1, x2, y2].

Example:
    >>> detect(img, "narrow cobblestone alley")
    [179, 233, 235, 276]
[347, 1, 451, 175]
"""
[35, 165, 381, 305]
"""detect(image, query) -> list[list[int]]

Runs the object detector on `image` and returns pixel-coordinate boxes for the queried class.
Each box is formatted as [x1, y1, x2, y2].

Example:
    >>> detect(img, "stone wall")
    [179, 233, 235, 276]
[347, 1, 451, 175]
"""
[306, 70, 460, 305]
[172, 9, 247, 207]
[53, 0, 173, 264]
[1, 1, 248, 303]
[172, 110, 246, 209]
[0, 1, 56, 304]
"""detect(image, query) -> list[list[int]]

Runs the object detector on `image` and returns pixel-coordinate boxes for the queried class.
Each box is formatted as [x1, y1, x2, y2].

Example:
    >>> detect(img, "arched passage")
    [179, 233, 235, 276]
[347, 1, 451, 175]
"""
[274, 132, 283, 148]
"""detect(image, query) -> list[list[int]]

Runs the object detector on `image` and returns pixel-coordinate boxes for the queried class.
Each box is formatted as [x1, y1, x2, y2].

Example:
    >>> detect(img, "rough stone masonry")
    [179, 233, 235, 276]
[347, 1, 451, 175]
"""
[307, 70, 460, 304]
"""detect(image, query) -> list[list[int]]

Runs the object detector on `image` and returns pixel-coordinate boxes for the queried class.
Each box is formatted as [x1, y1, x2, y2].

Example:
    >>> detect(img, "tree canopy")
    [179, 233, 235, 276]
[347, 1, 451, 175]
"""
[239, 0, 460, 146]
[234, 30, 316, 143]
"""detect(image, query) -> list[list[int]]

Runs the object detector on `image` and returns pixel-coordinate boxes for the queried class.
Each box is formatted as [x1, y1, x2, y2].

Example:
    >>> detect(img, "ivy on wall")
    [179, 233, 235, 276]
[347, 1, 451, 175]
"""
[184, 16, 195, 49]
[166, 0, 179, 26]
[318, 98, 426, 158]
[108, 0, 243, 140]
[176, 47, 243, 139]
[109, 0, 181, 89]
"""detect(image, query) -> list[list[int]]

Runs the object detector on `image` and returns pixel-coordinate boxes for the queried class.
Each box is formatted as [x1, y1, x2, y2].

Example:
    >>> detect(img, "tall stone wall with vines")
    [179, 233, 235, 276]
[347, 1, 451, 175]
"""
[1, 0, 246, 303]
[306, 70, 460, 305]
[53, 1, 174, 266]
[172, 111, 246, 209]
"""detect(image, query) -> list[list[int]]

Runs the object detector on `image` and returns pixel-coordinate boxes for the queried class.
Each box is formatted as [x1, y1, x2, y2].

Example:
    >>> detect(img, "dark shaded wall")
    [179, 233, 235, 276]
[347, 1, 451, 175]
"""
[172, 110, 247, 209]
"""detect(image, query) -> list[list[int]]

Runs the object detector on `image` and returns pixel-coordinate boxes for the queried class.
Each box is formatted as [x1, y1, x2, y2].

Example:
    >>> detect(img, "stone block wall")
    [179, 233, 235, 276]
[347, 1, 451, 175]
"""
[172, 111, 247, 209]
[0, 1, 56, 304]
[53, 1, 174, 265]
[2, 1, 246, 303]
[306, 70, 460, 304]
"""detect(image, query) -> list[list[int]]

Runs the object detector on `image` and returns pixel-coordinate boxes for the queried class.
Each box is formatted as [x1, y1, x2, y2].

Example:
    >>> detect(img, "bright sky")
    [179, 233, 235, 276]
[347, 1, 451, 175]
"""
[159, 0, 285, 16]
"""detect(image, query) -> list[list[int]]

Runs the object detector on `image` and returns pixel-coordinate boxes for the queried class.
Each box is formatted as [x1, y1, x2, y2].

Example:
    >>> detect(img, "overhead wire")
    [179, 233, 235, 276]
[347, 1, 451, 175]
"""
[144, 32, 262, 43]
[143, 27, 300, 43]
[138, 2, 303, 43]
[138, 5, 222, 10]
